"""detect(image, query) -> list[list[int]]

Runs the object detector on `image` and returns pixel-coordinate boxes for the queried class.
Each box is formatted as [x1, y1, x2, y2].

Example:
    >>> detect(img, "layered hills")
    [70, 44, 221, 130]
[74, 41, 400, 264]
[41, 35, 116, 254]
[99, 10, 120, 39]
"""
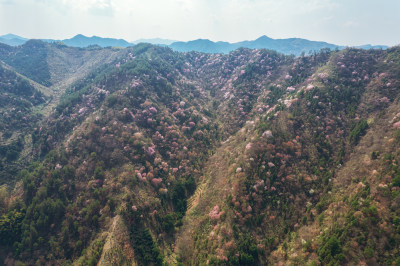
[0, 40, 400, 265]
[0, 34, 388, 56]
[0, 34, 27, 47]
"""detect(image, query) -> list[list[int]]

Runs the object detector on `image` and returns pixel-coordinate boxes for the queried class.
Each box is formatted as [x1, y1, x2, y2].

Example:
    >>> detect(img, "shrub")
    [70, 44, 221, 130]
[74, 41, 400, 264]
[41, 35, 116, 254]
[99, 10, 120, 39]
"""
[393, 174, 400, 187]
[0, 209, 25, 245]
[317, 236, 344, 264]
[131, 226, 163, 265]
[363, 247, 374, 259]
[162, 213, 175, 233]
[349, 119, 368, 145]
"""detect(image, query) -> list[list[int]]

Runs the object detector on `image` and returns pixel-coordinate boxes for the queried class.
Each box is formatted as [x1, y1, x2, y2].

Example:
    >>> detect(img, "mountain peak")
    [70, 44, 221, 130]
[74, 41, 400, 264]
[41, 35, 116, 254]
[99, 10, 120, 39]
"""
[0, 33, 27, 40]
[191, 38, 213, 43]
[255, 35, 273, 41]
[62, 34, 132, 48]
[71, 34, 87, 39]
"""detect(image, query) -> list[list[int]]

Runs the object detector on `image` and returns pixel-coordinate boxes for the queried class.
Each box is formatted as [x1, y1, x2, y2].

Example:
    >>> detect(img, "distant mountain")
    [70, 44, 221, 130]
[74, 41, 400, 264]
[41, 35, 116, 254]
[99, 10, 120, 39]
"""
[0, 33, 389, 55]
[236, 35, 340, 55]
[0, 34, 27, 46]
[169, 39, 233, 53]
[0, 33, 27, 40]
[60, 34, 133, 48]
[132, 38, 177, 45]
[169, 35, 388, 56]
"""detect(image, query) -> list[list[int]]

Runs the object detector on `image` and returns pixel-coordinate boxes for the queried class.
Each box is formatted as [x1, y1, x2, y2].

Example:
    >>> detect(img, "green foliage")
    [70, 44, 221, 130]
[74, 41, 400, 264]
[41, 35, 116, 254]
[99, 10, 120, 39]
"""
[131, 226, 163, 265]
[0, 64, 45, 105]
[349, 119, 368, 145]
[315, 195, 329, 214]
[371, 151, 380, 160]
[317, 235, 344, 265]
[361, 204, 378, 217]
[171, 181, 188, 217]
[185, 175, 196, 195]
[94, 166, 105, 180]
[161, 213, 175, 233]
[79, 238, 105, 266]
[395, 130, 400, 144]
[131, 43, 152, 55]
[393, 175, 400, 187]
[0, 209, 25, 245]
[0, 137, 24, 162]
[7, 161, 79, 258]
[106, 94, 119, 107]
[318, 213, 325, 225]
[0, 64, 46, 180]
[0, 40, 51, 86]
[386, 47, 400, 65]
[303, 240, 312, 252]
[82, 200, 101, 226]
[363, 247, 374, 259]
[55, 87, 88, 116]
[229, 233, 259, 265]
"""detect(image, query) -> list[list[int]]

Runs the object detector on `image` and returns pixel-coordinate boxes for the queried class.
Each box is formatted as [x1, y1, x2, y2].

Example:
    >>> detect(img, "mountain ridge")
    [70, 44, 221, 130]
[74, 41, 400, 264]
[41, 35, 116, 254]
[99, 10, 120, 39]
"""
[132, 38, 177, 45]
[0, 34, 27, 46]
[0, 33, 389, 56]
[170, 35, 388, 55]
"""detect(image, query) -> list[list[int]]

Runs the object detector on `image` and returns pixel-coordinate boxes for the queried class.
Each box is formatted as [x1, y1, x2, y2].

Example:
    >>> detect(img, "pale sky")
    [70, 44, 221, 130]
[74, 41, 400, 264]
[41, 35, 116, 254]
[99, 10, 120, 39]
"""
[0, 0, 399, 46]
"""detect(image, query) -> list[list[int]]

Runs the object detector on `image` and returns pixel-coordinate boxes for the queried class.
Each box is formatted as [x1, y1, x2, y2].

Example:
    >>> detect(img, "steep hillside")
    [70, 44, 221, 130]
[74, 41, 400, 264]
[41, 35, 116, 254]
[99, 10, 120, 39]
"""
[2, 44, 294, 264]
[176, 47, 400, 265]
[0, 41, 122, 185]
[0, 40, 122, 87]
[0, 40, 52, 86]
[0, 44, 400, 265]
[0, 63, 48, 184]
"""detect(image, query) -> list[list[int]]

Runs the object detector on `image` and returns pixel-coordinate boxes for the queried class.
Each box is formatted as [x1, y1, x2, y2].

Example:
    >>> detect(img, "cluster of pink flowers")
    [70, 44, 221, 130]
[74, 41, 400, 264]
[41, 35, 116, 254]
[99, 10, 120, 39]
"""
[286, 86, 296, 92]
[393, 121, 400, 128]
[209, 205, 224, 220]
[151, 178, 163, 187]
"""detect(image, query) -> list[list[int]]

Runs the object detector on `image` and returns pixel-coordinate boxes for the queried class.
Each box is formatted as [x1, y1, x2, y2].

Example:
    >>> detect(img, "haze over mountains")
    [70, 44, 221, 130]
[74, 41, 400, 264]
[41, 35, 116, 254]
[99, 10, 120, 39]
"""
[0, 34, 28, 47]
[0, 33, 388, 56]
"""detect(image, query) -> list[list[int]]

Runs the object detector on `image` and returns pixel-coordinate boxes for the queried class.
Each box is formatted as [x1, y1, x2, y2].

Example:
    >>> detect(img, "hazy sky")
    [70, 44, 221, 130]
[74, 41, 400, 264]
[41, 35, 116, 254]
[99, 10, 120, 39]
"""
[0, 0, 399, 46]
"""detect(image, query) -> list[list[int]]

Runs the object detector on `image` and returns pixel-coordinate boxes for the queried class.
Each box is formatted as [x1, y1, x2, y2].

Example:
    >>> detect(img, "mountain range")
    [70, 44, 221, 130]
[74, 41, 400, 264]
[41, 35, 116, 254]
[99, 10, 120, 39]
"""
[0, 33, 28, 46]
[0, 33, 388, 56]
[0, 38, 400, 265]
[170, 35, 387, 55]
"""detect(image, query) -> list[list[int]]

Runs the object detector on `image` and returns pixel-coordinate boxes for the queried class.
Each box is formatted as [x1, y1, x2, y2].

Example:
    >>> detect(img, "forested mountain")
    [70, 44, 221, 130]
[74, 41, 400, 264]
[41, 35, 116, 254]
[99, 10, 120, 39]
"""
[0, 62, 47, 183]
[0, 40, 400, 265]
[60, 34, 133, 48]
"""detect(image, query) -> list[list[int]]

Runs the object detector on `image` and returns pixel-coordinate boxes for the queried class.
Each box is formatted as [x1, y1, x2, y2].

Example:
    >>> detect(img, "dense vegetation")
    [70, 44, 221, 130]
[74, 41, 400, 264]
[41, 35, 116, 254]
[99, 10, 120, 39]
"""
[0, 64, 46, 184]
[0, 41, 400, 265]
[0, 40, 51, 86]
